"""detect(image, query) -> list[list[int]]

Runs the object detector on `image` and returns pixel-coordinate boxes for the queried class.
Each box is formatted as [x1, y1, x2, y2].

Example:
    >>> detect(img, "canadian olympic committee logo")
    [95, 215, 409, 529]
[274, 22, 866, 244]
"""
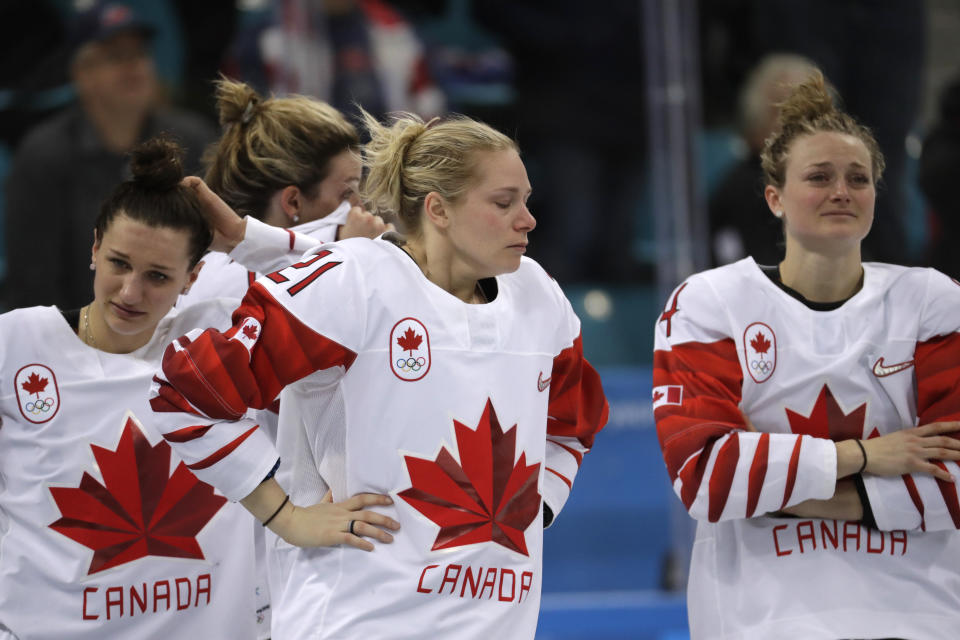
[390, 317, 431, 382]
[15, 363, 60, 424]
[743, 322, 777, 384]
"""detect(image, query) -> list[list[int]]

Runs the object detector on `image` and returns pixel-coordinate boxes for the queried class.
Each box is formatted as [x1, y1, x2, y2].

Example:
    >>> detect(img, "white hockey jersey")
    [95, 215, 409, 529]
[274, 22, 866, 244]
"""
[175, 214, 328, 639]
[654, 258, 960, 640]
[150, 238, 609, 639]
[0, 302, 260, 639]
[179, 202, 348, 306]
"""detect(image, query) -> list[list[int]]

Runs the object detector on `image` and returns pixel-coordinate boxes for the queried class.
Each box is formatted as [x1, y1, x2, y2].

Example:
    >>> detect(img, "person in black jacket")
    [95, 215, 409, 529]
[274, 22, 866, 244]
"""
[918, 74, 960, 281]
[2, 1, 214, 311]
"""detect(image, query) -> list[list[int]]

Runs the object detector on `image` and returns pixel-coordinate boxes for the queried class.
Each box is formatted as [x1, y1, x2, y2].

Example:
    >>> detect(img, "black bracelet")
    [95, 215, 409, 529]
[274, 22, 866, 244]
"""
[854, 439, 868, 475]
[262, 495, 289, 527]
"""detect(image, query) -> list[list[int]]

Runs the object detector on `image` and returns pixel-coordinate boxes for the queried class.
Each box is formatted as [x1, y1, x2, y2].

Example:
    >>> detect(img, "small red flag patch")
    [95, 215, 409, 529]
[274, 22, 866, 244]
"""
[652, 385, 683, 409]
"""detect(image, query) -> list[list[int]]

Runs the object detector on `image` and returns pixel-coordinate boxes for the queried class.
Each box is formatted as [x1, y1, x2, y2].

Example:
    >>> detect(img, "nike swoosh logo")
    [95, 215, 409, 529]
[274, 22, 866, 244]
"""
[872, 357, 915, 377]
[538, 372, 551, 392]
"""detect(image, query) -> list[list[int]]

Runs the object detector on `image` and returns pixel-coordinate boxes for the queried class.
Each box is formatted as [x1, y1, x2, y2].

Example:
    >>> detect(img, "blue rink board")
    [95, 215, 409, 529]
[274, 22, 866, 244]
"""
[537, 591, 688, 640]
[542, 366, 673, 592]
[537, 366, 690, 639]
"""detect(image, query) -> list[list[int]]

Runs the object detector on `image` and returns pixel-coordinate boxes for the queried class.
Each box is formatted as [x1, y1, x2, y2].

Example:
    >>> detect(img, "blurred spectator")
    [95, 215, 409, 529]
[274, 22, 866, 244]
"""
[169, 0, 238, 123]
[0, 0, 73, 295]
[698, 0, 762, 129]
[474, 0, 647, 284]
[918, 73, 960, 280]
[752, 0, 925, 265]
[0, 0, 72, 151]
[2, 1, 215, 311]
[709, 54, 817, 266]
[225, 0, 444, 124]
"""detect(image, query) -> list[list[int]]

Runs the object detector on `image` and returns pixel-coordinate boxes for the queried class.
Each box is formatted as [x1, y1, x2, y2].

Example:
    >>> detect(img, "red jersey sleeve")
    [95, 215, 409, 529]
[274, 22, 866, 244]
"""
[150, 246, 361, 500]
[864, 269, 960, 532]
[654, 276, 837, 522]
[542, 333, 609, 519]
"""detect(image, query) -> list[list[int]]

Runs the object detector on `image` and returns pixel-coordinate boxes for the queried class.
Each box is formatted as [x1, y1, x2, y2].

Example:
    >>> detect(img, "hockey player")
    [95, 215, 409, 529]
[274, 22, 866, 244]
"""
[654, 71, 960, 639]
[180, 77, 390, 305]
[176, 78, 395, 634]
[0, 137, 390, 639]
[149, 111, 609, 639]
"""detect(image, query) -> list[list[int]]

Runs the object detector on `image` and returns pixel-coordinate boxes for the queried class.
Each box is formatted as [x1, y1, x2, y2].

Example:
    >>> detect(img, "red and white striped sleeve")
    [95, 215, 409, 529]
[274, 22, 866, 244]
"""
[150, 245, 363, 501]
[863, 269, 960, 532]
[542, 332, 609, 521]
[654, 276, 836, 523]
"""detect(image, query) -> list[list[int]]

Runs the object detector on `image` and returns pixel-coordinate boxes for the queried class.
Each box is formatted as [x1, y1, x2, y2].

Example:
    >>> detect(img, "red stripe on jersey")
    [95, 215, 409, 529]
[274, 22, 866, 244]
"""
[163, 424, 213, 443]
[680, 439, 716, 510]
[163, 335, 245, 420]
[288, 260, 342, 296]
[745, 433, 770, 518]
[662, 421, 737, 481]
[149, 375, 198, 415]
[247, 271, 256, 287]
[546, 467, 572, 490]
[915, 332, 960, 423]
[654, 339, 742, 400]
[658, 282, 688, 338]
[780, 437, 803, 509]
[708, 432, 739, 522]
[546, 334, 609, 449]
[188, 425, 259, 470]
[286, 229, 296, 250]
[901, 474, 927, 531]
[654, 339, 743, 481]
[550, 440, 584, 466]
[933, 463, 960, 528]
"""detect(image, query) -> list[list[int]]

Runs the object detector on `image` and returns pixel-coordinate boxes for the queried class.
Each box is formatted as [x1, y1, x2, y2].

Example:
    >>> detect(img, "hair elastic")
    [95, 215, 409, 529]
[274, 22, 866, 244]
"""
[854, 440, 868, 475]
[262, 494, 289, 527]
[241, 100, 256, 124]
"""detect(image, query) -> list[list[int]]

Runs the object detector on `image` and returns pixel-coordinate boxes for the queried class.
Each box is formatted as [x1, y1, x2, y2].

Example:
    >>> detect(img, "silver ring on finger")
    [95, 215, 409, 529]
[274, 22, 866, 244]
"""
[348, 519, 357, 536]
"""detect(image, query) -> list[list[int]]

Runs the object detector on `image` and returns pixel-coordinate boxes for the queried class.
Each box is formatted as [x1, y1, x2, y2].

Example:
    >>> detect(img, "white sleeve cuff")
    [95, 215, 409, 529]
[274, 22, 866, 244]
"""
[228, 217, 319, 275]
[862, 474, 923, 531]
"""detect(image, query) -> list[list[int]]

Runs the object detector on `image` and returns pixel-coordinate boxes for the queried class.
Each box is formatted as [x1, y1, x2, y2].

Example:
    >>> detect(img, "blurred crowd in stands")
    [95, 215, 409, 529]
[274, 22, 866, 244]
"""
[1, 0, 957, 313]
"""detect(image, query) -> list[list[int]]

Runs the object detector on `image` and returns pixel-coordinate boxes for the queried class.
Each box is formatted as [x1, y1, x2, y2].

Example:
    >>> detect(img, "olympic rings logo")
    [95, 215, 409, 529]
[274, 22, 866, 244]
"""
[25, 397, 56, 414]
[750, 360, 773, 375]
[396, 356, 427, 373]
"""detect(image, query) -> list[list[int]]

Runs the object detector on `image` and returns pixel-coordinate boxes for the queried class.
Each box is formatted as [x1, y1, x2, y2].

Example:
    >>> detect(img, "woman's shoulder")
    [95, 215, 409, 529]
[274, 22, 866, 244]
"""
[696, 257, 763, 285]
[146, 298, 241, 358]
[864, 262, 954, 299]
[504, 256, 570, 301]
[662, 258, 764, 306]
[168, 297, 239, 329]
[0, 306, 75, 367]
[0, 305, 64, 328]
[328, 234, 400, 261]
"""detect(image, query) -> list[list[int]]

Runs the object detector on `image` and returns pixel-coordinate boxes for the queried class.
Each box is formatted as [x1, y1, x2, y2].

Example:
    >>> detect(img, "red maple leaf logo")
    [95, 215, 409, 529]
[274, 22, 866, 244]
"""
[242, 324, 258, 340]
[397, 327, 423, 355]
[785, 384, 866, 441]
[399, 399, 541, 556]
[49, 417, 227, 574]
[652, 390, 664, 402]
[21, 372, 48, 397]
[750, 332, 771, 357]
